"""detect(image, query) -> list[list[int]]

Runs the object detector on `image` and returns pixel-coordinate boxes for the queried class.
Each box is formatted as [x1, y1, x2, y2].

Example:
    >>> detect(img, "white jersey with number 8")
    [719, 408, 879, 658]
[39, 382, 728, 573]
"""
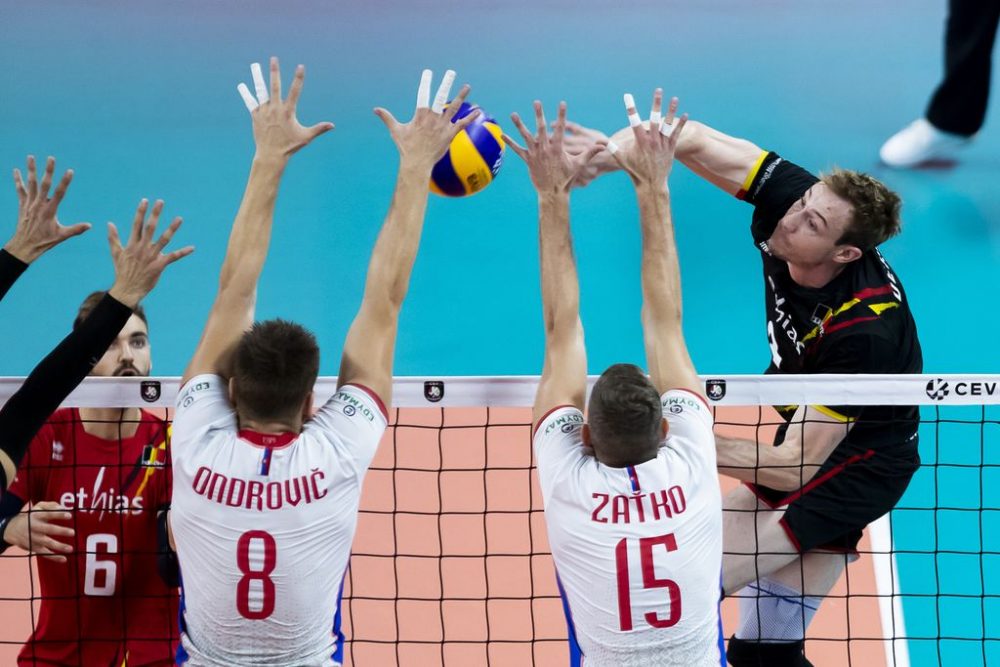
[534, 389, 724, 667]
[170, 375, 387, 667]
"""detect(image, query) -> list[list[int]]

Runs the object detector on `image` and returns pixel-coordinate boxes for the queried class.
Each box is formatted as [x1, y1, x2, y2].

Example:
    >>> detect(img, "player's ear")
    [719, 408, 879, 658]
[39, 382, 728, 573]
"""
[660, 417, 668, 439]
[228, 377, 238, 408]
[833, 244, 862, 264]
[581, 423, 592, 447]
[301, 391, 313, 420]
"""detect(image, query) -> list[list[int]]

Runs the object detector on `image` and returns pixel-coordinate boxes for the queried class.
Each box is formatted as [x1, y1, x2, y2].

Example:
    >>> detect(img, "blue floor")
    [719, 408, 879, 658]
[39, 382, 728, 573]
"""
[2, 1, 999, 663]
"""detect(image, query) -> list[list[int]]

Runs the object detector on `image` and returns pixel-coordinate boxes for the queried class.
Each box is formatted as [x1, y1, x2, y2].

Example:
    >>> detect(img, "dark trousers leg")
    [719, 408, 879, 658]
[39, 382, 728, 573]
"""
[926, 0, 1000, 135]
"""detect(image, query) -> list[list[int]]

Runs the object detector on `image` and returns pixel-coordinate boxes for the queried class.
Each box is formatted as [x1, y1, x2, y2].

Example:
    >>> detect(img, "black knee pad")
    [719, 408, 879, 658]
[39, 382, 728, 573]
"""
[727, 636, 813, 667]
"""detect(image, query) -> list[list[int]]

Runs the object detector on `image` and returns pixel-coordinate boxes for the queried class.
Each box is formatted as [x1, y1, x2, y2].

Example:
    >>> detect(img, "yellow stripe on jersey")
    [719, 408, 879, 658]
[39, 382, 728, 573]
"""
[135, 424, 171, 497]
[812, 405, 855, 423]
[869, 301, 900, 315]
[739, 149, 770, 197]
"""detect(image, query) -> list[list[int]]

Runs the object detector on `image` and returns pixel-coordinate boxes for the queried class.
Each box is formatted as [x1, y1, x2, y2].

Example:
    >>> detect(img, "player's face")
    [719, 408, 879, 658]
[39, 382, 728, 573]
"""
[768, 183, 858, 266]
[90, 314, 152, 378]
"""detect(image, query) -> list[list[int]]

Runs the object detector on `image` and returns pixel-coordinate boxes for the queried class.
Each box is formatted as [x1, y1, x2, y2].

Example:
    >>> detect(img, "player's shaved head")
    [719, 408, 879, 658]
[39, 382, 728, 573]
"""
[231, 319, 320, 423]
[586, 363, 663, 467]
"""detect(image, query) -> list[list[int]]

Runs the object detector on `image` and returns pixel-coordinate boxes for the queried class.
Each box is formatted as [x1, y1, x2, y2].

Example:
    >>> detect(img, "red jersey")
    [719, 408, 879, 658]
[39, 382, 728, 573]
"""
[7, 408, 178, 666]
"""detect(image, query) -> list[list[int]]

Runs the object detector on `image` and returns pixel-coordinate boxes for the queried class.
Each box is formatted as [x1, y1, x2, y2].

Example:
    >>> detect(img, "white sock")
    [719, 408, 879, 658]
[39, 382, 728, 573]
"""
[734, 578, 822, 642]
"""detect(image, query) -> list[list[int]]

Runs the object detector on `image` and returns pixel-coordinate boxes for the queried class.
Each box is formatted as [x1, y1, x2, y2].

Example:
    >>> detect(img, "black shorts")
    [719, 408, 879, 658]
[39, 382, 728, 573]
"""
[746, 441, 920, 553]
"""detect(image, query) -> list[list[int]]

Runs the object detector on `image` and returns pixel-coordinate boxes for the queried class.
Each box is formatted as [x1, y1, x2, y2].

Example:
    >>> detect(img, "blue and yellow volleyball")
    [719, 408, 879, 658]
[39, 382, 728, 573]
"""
[430, 102, 505, 197]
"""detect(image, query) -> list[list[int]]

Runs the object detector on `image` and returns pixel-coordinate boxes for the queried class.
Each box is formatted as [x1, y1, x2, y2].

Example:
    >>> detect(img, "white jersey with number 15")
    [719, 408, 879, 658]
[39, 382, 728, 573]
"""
[534, 389, 724, 667]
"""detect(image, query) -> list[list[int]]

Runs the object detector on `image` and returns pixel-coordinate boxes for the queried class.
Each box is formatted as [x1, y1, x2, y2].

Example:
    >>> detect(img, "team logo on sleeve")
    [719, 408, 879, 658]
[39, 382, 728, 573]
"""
[424, 381, 445, 403]
[705, 379, 726, 401]
[140, 380, 161, 403]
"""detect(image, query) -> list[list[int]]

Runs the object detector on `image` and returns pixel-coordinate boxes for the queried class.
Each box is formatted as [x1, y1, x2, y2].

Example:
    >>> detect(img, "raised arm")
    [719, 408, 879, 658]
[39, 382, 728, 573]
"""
[562, 114, 764, 195]
[606, 91, 702, 399]
[503, 101, 604, 426]
[0, 199, 191, 490]
[1, 156, 91, 302]
[181, 58, 333, 386]
[338, 70, 479, 404]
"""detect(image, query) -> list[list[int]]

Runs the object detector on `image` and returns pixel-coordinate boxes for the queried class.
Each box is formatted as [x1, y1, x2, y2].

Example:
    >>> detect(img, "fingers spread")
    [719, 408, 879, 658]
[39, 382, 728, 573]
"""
[432, 69, 456, 114]
[650, 88, 663, 128]
[510, 112, 535, 146]
[237, 83, 259, 113]
[533, 100, 548, 140]
[26, 155, 38, 196]
[39, 156, 55, 198]
[144, 199, 165, 240]
[156, 216, 183, 250]
[164, 245, 195, 265]
[446, 84, 471, 120]
[416, 69, 432, 110]
[129, 199, 148, 244]
[50, 169, 73, 205]
[269, 56, 282, 101]
[308, 121, 335, 139]
[373, 107, 399, 131]
[501, 133, 528, 160]
[624, 93, 641, 128]
[13, 168, 26, 201]
[287, 64, 306, 108]
[251, 62, 269, 105]
[62, 222, 91, 239]
[552, 101, 567, 145]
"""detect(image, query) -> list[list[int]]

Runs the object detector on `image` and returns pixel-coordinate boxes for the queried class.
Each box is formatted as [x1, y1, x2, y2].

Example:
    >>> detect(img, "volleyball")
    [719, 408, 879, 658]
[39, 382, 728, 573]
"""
[430, 101, 505, 197]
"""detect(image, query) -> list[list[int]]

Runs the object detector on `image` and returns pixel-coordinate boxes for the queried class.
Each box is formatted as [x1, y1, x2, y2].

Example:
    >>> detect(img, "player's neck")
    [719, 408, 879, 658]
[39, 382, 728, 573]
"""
[239, 417, 303, 435]
[786, 260, 847, 289]
[78, 407, 143, 441]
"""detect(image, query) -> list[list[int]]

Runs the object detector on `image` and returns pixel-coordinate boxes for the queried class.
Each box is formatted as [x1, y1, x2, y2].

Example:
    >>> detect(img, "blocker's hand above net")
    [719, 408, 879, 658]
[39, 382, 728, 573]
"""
[107, 199, 193, 308]
[5, 155, 91, 264]
[503, 100, 605, 195]
[237, 57, 334, 161]
[607, 89, 688, 189]
[374, 69, 480, 173]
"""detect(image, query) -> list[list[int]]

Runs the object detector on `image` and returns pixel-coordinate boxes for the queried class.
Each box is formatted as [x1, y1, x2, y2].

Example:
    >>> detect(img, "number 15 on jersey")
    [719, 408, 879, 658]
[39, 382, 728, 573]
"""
[615, 533, 682, 631]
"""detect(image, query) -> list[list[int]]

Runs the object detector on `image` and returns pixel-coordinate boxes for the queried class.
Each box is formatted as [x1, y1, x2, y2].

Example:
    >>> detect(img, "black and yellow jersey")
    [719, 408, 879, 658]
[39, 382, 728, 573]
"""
[739, 151, 922, 461]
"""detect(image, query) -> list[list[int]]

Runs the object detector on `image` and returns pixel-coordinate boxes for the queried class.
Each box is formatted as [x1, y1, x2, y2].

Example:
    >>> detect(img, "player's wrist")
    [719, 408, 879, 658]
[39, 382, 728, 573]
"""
[0, 514, 19, 551]
[2, 239, 38, 265]
[634, 179, 670, 199]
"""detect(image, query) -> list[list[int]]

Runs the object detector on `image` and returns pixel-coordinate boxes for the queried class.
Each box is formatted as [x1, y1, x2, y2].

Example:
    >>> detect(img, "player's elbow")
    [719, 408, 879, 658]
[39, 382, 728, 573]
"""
[544, 311, 582, 341]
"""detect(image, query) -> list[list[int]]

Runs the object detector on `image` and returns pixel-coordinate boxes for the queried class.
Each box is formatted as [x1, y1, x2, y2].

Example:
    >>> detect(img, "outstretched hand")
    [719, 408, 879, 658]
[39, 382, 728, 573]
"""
[608, 89, 688, 188]
[5, 156, 90, 264]
[237, 57, 334, 160]
[107, 199, 194, 308]
[374, 69, 480, 172]
[503, 101, 605, 195]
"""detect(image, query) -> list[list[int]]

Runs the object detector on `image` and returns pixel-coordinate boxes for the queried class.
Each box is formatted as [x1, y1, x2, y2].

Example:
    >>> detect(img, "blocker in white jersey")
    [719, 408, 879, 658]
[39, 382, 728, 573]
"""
[170, 375, 387, 666]
[535, 389, 724, 667]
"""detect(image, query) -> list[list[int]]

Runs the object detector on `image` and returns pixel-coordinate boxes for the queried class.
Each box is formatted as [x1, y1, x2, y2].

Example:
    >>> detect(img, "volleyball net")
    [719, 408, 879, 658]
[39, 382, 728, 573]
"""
[0, 374, 997, 667]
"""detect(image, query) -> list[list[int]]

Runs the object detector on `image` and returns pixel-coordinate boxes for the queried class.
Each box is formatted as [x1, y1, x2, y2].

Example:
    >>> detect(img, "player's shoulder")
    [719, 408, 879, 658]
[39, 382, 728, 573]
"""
[533, 405, 585, 439]
[41, 408, 77, 440]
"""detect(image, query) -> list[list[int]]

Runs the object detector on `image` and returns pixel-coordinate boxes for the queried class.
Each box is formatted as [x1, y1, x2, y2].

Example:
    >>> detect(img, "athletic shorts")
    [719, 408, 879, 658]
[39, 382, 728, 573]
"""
[746, 441, 920, 553]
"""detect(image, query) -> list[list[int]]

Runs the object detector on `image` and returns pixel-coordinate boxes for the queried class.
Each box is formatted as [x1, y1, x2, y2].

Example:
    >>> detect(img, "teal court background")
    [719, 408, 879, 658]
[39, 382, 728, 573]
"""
[2, 1, 999, 663]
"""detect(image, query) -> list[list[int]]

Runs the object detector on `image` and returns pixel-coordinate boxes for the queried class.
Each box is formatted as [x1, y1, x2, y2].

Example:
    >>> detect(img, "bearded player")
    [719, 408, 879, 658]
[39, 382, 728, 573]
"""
[506, 92, 724, 666]
[0, 193, 191, 664]
[168, 59, 479, 666]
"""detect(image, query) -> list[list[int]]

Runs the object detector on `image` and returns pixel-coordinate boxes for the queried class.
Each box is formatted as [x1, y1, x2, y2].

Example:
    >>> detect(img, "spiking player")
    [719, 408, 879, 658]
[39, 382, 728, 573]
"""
[0, 170, 192, 664]
[169, 59, 479, 665]
[564, 96, 922, 666]
[504, 91, 724, 666]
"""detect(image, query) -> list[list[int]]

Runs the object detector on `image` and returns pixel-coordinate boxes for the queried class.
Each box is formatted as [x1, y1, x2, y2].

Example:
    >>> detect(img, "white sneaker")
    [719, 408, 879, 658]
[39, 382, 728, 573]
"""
[879, 118, 972, 168]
